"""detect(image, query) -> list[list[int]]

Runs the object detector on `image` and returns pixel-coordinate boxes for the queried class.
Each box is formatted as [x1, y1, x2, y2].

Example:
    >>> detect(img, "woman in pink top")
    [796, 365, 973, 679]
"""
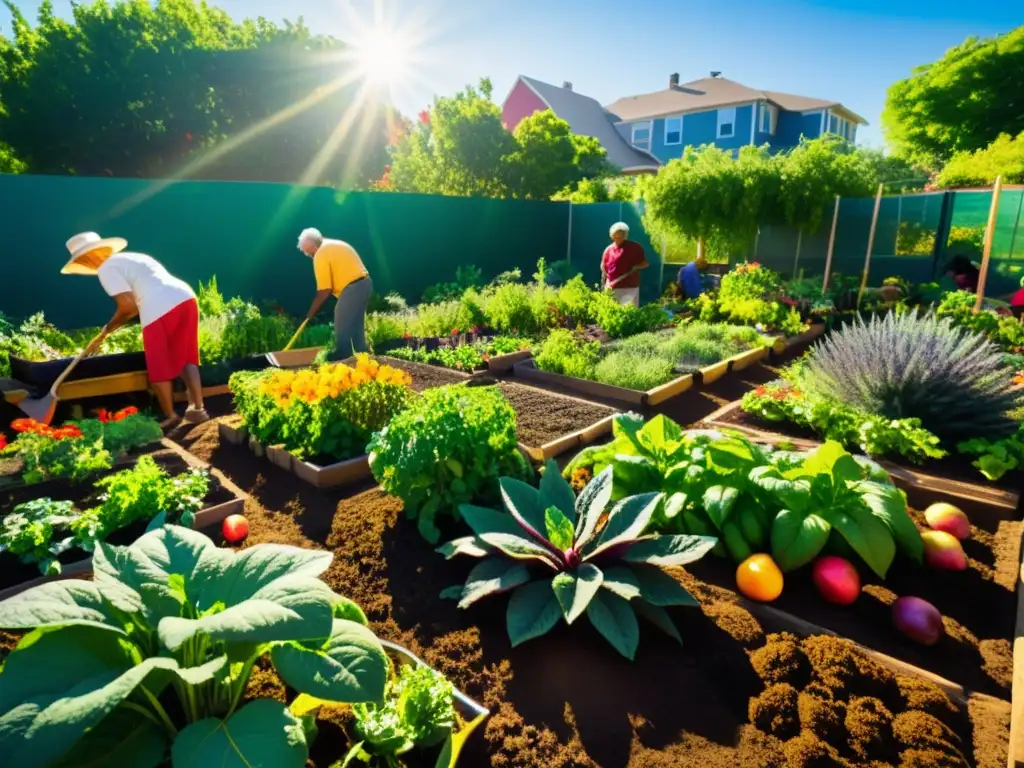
[601, 222, 649, 307]
[61, 232, 207, 429]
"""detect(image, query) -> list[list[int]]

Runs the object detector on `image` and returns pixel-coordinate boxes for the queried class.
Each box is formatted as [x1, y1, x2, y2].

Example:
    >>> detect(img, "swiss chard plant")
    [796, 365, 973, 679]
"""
[437, 460, 717, 660]
[0, 525, 390, 768]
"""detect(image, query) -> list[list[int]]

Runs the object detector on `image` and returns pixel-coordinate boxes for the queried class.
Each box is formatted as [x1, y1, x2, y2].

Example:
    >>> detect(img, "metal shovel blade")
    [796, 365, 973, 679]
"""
[16, 392, 58, 424]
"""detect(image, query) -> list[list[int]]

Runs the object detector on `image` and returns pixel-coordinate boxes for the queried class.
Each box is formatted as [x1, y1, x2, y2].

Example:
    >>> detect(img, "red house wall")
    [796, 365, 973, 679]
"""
[502, 81, 548, 131]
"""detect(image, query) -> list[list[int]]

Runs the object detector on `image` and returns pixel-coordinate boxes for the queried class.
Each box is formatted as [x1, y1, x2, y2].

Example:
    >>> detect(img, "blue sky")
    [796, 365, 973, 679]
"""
[3, 0, 1019, 148]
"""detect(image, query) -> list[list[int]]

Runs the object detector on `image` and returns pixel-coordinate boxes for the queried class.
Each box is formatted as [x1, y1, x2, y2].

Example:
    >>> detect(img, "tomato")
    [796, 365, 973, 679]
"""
[736, 553, 784, 602]
[222, 514, 249, 544]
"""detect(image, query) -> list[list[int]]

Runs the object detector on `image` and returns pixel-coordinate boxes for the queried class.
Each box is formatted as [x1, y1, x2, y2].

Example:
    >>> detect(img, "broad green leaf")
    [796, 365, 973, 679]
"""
[770, 510, 831, 572]
[827, 505, 897, 579]
[633, 602, 682, 644]
[631, 566, 698, 607]
[539, 460, 576, 524]
[159, 590, 334, 651]
[705, 438, 755, 472]
[574, 466, 613, 542]
[477, 532, 560, 566]
[460, 505, 529, 539]
[436, 536, 494, 560]
[506, 581, 562, 647]
[623, 535, 718, 567]
[0, 625, 178, 768]
[637, 414, 684, 454]
[588, 492, 662, 553]
[271, 619, 389, 704]
[433, 711, 488, 768]
[586, 591, 640, 660]
[859, 481, 923, 564]
[171, 699, 308, 768]
[661, 492, 688, 522]
[499, 477, 548, 536]
[613, 412, 649, 453]
[544, 507, 575, 551]
[330, 595, 369, 626]
[831, 454, 864, 486]
[800, 441, 852, 478]
[702, 485, 740, 528]
[600, 566, 642, 601]
[196, 544, 334, 610]
[457, 559, 532, 608]
[0, 580, 133, 631]
[107, 525, 230, 599]
[611, 455, 662, 499]
[52, 707, 166, 768]
[551, 563, 603, 624]
[173, 656, 229, 686]
[748, 466, 812, 512]
[440, 586, 463, 601]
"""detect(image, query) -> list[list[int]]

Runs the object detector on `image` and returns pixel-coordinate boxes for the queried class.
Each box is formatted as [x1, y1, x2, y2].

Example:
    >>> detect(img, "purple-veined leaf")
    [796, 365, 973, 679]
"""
[458, 559, 533, 609]
[506, 581, 562, 647]
[584, 492, 662, 558]
[477, 532, 562, 568]
[622, 535, 718, 567]
[551, 563, 603, 624]
[575, 466, 613, 543]
[539, 460, 577, 525]
[499, 478, 548, 539]
[630, 565, 698, 607]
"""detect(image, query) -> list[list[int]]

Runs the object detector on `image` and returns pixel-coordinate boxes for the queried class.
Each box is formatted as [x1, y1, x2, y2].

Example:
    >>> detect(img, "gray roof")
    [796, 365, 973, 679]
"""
[604, 76, 868, 125]
[517, 76, 661, 171]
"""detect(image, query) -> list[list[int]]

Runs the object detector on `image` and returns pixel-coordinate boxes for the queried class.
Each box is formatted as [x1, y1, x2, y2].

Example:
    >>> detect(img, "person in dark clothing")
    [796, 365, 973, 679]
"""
[945, 254, 980, 293]
[678, 254, 709, 299]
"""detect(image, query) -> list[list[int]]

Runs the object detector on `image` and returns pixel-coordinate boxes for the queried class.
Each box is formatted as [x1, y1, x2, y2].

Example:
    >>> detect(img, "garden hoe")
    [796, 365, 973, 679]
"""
[266, 318, 309, 368]
[16, 345, 92, 425]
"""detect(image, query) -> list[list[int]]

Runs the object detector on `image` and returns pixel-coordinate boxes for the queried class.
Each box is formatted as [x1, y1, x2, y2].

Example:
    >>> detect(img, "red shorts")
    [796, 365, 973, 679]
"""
[142, 299, 200, 382]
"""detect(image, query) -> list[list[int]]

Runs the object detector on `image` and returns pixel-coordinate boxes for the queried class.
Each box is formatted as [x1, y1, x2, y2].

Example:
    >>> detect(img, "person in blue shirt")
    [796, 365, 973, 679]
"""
[678, 255, 708, 299]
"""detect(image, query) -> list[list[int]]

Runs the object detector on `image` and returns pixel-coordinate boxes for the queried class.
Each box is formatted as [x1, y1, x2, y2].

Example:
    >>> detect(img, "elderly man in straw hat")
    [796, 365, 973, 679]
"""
[62, 232, 207, 429]
[601, 222, 649, 307]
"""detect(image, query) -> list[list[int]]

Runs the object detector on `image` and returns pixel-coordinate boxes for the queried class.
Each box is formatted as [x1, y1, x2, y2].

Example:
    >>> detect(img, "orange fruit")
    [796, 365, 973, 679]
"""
[736, 553, 784, 602]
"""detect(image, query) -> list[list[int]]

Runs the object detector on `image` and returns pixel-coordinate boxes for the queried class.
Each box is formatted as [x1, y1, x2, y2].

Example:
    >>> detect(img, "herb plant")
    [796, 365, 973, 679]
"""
[593, 292, 668, 338]
[368, 385, 531, 543]
[344, 663, 457, 767]
[0, 525, 389, 768]
[795, 312, 1023, 441]
[438, 460, 717, 659]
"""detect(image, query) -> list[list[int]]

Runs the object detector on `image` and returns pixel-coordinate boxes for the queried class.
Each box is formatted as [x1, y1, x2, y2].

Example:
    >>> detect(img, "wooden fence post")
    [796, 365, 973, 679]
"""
[822, 196, 841, 292]
[856, 184, 885, 310]
[974, 176, 1004, 312]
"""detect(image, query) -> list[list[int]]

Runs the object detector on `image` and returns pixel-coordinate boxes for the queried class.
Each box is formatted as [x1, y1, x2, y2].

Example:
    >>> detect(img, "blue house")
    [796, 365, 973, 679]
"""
[604, 72, 867, 164]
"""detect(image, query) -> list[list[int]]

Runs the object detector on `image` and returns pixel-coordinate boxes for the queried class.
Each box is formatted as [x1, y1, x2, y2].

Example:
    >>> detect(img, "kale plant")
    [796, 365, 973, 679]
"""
[0, 525, 389, 767]
[438, 460, 717, 660]
[795, 311, 1023, 441]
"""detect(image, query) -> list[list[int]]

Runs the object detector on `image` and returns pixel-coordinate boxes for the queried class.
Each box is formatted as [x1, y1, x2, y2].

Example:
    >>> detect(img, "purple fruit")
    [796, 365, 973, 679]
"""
[892, 596, 944, 646]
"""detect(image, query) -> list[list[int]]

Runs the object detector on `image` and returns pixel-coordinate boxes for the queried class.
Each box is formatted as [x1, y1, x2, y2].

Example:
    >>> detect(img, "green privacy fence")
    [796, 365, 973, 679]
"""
[749, 188, 1024, 295]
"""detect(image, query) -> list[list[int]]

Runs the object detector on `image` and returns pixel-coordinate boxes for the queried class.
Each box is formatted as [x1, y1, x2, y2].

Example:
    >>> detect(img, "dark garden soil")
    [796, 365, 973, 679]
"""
[0, 449, 236, 592]
[493, 381, 617, 448]
[162, 417, 1010, 768]
[361, 356, 470, 391]
[710, 404, 1024, 493]
[689, 509, 1022, 700]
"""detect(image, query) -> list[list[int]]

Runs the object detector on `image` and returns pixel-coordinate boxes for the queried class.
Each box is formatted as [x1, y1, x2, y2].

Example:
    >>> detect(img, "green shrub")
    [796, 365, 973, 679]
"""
[485, 283, 536, 334]
[367, 385, 531, 542]
[555, 275, 598, 326]
[410, 300, 473, 338]
[593, 293, 668, 338]
[795, 312, 1024, 441]
[534, 329, 600, 379]
[594, 350, 675, 390]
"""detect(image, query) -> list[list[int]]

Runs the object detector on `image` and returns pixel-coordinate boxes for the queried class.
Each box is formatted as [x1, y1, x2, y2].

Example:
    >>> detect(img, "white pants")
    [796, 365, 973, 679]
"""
[611, 287, 640, 307]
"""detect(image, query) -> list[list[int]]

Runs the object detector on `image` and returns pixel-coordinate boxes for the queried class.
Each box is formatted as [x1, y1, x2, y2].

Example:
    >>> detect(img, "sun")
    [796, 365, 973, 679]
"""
[353, 26, 412, 88]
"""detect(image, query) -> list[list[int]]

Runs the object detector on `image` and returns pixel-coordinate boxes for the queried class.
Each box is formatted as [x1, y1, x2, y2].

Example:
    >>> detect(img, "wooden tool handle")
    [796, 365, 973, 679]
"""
[50, 347, 91, 396]
[283, 319, 309, 352]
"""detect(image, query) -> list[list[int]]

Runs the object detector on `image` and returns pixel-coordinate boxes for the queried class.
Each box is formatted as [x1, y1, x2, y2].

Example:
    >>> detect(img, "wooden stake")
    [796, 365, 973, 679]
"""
[857, 184, 885, 310]
[822, 196, 841, 293]
[974, 176, 1003, 312]
[791, 230, 803, 278]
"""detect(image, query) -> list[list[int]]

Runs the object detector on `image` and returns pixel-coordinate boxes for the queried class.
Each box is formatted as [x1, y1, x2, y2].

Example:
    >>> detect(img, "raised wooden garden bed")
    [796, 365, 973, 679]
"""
[513, 358, 694, 407]
[702, 400, 1023, 518]
[0, 439, 246, 601]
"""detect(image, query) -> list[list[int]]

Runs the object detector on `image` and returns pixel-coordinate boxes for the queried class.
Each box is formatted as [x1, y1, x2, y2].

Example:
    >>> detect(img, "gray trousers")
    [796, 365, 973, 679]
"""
[331, 276, 372, 360]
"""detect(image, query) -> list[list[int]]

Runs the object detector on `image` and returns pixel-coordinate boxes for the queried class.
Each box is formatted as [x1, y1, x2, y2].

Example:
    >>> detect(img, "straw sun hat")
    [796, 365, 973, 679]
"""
[60, 232, 127, 275]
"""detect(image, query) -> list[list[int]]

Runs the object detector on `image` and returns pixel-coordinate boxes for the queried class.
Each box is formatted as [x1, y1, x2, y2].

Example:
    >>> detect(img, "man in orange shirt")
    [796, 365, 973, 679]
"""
[298, 228, 372, 359]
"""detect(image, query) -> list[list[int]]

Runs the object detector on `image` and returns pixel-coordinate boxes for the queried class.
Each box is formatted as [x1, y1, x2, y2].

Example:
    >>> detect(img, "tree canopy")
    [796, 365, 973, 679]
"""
[0, 0, 392, 186]
[882, 26, 1024, 168]
[383, 79, 615, 199]
[936, 132, 1024, 188]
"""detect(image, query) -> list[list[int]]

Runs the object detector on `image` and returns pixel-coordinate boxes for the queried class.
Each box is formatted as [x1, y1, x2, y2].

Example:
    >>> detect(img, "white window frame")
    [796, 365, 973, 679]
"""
[664, 116, 682, 145]
[631, 121, 652, 150]
[829, 114, 838, 134]
[717, 107, 736, 139]
[759, 104, 777, 135]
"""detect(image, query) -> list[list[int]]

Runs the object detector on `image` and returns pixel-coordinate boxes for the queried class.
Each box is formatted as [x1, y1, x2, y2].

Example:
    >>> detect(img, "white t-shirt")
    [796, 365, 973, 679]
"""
[97, 252, 195, 327]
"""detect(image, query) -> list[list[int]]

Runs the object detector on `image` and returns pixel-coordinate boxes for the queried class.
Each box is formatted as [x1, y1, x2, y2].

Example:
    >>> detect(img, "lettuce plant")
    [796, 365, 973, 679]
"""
[438, 460, 717, 660]
[0, 525, 389, 768]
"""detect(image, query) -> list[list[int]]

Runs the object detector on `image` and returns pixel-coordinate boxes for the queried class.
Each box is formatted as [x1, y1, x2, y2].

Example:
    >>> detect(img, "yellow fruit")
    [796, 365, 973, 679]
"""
[736, 553, 784, 602]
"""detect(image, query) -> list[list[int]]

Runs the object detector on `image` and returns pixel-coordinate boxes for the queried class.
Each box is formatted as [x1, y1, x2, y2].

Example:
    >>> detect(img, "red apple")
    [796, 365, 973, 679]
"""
[222, 514, 249, 544]
[812, 556, 861, 606]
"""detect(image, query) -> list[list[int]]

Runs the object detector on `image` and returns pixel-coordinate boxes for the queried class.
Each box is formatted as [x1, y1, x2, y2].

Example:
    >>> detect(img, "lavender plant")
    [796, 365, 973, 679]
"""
[795, 312, 1023, 441]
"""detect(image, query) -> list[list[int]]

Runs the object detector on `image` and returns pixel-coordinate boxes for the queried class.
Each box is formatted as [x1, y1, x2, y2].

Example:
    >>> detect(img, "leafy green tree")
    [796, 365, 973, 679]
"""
[505, 110, 613, 199]
[856, 147, 930, 192]
[0, 0, 391, 186]
[935, 132, 1024, 188]
[883, 26, 1024, 167]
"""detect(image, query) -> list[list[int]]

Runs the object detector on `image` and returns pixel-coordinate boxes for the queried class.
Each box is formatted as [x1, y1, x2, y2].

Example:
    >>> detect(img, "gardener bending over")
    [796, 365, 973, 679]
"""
[601, 222, 648, 307]
[61, 232, 207, 429]
[678, 254, 709, 299]
[297, 228, 372, 359]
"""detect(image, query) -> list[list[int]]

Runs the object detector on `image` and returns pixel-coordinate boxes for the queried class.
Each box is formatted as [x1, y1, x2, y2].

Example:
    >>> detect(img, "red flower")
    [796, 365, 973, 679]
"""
[11, 419, 37, 433]
[754, 386, 767, 397]
[418, 110, 431, 125]
[451, 328, 460, 336]
[0, 434, 7, 451]
[482, 354, 490, 362]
